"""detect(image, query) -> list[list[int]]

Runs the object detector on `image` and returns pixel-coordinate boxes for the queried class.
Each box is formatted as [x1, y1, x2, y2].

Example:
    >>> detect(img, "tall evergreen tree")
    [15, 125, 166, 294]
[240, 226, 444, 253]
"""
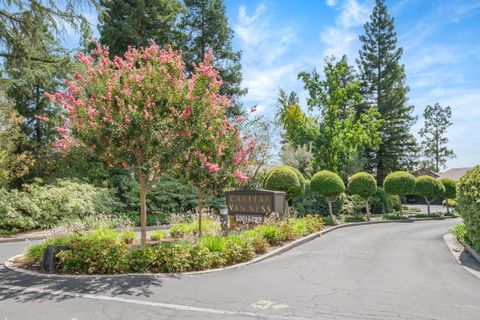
[180, 0, 246, 116]
[0, 1, 96, 184]
[98, 0, 185, 57]
[357, 0, 417, 184]
[419, 103, 455, 172]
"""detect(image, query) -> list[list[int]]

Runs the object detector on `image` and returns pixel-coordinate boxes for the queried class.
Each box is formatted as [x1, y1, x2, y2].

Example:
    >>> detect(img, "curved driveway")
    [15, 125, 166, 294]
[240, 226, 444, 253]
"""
[1, 218, 479, 320]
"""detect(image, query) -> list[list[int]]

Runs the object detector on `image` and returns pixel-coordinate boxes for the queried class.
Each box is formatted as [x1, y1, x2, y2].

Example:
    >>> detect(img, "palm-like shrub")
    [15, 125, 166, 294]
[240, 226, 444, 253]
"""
[310, 170, 345, 225]
[439, 177, 456, 214]
[348, 172, 377, 221]
[384, 171, 416, 214]
[414, 175, 445, 215]
[456, 166, 480, 250]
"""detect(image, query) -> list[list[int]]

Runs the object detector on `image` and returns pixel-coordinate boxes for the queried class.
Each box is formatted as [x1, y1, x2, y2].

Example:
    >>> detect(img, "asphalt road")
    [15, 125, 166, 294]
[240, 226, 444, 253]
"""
[1, 218, 479, 320]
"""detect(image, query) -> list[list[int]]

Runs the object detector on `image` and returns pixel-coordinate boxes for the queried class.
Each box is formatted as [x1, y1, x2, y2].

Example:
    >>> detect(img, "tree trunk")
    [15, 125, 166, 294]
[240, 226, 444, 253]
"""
[365, 200, 370, 221]
[328, 199, 336, 225]
[198, 190, 203, 239]
[425, 197, 431, 215]
[139, 174, 147, 245]
[446, 202, 450, 215]
[398, 195, 402, 215]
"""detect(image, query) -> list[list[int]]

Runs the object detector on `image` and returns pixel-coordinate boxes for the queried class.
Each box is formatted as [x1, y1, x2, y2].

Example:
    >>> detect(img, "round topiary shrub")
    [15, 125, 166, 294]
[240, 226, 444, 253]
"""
[439, 177, 456, 214]
[414, 175, 445, 215]
[263, 166, 303, 201]
[310, 170, 345, 224]
[457, 166, 480, 250]
[384, 171, 416, 214]
[263, 165, 305, 194]
[347, 172, 377, 221]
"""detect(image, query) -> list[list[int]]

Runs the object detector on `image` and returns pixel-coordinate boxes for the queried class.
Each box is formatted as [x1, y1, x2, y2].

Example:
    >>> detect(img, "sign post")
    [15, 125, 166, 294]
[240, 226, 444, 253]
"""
[225, 189, 286, 228]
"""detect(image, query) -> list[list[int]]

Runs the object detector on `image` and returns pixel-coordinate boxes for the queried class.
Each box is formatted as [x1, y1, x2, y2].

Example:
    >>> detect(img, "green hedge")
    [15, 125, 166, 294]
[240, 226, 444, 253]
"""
[457, 166, 480, 250]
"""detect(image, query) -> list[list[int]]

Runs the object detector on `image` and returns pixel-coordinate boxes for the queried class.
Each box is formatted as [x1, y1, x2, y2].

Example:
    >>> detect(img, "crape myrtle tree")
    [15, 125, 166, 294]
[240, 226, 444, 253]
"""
[439, 177, 456, 214]
[46, 43, 249, 244]
[347, 172, 377, 221]
[310, 170, 345, 225]
[414, 175, 445, 215]
[383, 171, 415, 215]
[175, 51, 254, 238]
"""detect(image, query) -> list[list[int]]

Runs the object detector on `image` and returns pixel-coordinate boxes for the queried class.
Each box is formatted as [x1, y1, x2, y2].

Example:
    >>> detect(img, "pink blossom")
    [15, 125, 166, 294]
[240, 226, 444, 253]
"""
[235, 171, 249, 183]
[143, 110, 152, 121]
[183, 105, 191, 120]
[206, 162, 220, 173]
[124, 116, 132, 125]
[121, 162, 130, 170]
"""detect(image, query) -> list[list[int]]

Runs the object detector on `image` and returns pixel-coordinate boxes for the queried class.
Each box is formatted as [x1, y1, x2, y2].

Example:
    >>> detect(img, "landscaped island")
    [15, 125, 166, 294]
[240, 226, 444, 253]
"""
[21, 215, 324, 274]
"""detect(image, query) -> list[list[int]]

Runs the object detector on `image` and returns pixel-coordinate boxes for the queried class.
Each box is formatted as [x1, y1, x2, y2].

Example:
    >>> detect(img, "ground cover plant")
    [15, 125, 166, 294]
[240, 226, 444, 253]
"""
[23, 215, 324, 274]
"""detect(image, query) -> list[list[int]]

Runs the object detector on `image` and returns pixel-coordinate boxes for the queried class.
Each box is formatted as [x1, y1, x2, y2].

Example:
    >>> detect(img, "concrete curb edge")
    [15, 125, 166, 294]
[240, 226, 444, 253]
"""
[3, 217, 460, 279]
[443, 232, 480, 279]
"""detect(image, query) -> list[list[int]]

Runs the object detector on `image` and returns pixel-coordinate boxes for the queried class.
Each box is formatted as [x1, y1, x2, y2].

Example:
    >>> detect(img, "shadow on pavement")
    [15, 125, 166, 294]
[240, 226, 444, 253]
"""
[0, 267, 168, 303]
[458, 251, 480, 273]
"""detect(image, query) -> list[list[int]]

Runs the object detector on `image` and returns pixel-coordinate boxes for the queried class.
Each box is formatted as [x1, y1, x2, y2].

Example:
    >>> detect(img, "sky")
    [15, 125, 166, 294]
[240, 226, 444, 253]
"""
[68, 0, 480, 171]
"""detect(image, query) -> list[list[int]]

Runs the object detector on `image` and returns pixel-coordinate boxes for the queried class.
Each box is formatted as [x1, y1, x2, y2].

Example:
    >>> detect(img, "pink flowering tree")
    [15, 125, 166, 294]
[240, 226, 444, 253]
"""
[175, 54, 254, 238]
[46, 43, 245, 244]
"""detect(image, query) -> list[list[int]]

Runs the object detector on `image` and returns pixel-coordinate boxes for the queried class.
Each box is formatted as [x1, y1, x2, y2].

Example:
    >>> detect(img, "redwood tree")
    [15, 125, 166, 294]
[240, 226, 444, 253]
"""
[46, 43, 245, 244]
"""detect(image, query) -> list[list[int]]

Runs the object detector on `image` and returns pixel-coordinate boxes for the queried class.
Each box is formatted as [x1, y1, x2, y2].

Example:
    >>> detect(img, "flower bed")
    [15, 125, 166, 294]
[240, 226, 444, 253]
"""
[21, 215, 324, 274]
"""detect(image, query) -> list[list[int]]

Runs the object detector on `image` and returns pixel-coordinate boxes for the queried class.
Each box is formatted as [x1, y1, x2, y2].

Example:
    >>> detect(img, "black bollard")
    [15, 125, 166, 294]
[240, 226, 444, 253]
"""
[40, 245, 68, 273]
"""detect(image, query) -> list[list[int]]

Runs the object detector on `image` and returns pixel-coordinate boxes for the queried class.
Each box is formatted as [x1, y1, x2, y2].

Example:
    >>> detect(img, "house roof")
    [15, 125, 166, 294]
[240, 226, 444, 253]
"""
[437, 167, 473, 181]
[413, 168, 439, 178]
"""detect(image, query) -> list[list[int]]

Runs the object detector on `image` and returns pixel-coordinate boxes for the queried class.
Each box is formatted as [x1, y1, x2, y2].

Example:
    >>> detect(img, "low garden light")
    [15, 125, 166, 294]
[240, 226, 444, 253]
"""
[219, 205, 228, 234]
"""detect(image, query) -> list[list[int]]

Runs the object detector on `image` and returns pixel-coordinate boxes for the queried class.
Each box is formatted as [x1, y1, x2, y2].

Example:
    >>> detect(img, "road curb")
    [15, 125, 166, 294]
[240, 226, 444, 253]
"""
[443, 233, 480, 279]
[0, 225, 171, 244]
[3, 217, 459, 279]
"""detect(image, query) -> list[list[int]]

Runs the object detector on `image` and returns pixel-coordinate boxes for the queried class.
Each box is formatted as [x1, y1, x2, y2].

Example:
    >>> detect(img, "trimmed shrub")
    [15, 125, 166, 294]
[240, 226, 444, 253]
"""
[311, 170, 345, 197]
[125, 246, 157, 273]
[384, 171, 416, 214]
[414, 175, 445, 214]
[56, 229, 129, 274]
[263, 166, 304, 200]
[440, 177, 456, 214]
[384, 171, 416, 195]
[310, 170, 345, 224]
[457, 166, 480, 251]
[348, 172, 377, 200]
[150, 230, 166, 241]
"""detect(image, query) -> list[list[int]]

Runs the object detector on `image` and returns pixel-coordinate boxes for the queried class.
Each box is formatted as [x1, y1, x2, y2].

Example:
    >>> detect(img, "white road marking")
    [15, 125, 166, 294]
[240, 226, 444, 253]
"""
[0, 285, 300, 319]
[251, 300, 289, 310]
